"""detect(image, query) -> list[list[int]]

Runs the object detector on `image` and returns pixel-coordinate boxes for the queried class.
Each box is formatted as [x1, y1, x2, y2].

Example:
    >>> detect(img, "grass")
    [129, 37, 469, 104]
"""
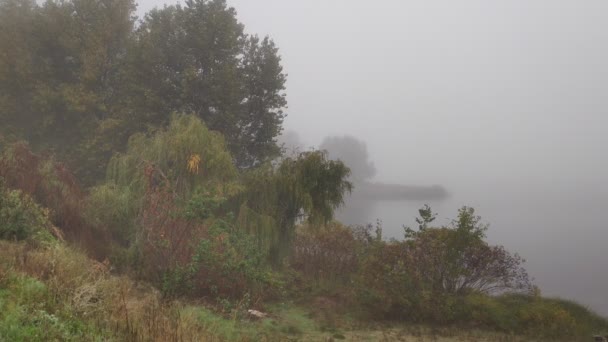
[0, 273, 106, 341]
[0, 239, 606, 341]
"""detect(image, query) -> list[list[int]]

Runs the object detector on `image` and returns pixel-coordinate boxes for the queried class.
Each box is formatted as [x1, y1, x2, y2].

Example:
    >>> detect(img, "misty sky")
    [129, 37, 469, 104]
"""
[138, 0, 608, 187]
[136, 1, 608, 314]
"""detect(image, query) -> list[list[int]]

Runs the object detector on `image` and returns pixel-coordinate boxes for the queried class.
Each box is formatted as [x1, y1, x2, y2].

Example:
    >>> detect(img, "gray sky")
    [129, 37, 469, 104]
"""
[142, 0, 608, 188]
[136, 0, 608, 314]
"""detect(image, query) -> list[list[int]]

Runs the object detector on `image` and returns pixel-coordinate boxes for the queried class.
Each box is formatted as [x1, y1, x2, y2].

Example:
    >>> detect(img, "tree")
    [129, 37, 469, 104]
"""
[237, 151, 352, 261]
[235, 35, 287, 168]
[122, 0, 287, 169]
[405, 203, 437, 235]
[0, 0, 287, 184]
[319, 135, 376, 183]
[107, 114, 239, 201]
[0, 0, 136, 184]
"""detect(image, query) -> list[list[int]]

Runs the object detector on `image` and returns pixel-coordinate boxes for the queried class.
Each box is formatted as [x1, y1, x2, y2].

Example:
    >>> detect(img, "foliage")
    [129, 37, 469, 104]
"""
[291, 222, 362, 286]
[0, 182, 55, 244]
[0, 240, 218, 341]
[184, 219, 283, 300]
[237, 150, 352, 262]
[0, 0, 136, 183]
[84, 183, 137, 247]
[0, 0, 286, 183]
[127, 0, 287, 169]
[413, 203, 436, 231]
[0, 142, 105, 254]
[135, 179, 282, 301]
[108, 114, 240, 201]
[404, 206, 532, 295]
[1, 228, 606, 341]
[355, 206, 532, 321]
[103, 114, 246, 281]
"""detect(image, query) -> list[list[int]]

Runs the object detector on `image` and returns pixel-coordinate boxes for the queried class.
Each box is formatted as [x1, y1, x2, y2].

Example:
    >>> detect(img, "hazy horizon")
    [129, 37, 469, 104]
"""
[137, 0, 608, 315]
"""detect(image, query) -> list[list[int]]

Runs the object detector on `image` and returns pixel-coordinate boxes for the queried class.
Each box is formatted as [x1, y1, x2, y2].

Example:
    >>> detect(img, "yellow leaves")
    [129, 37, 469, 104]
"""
[187, 154, 202, 174]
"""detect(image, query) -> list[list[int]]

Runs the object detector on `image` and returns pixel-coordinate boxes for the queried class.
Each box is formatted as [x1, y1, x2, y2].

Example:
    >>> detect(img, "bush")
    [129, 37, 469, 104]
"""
[84, 184, 137, 246]
[0, 142, 105, 255]
[185, 219, 284, 301]
[291, 222, 361, 285]
[355, 240, 422, 320]
[0, 182, 55, 244]
[354, 207, 532, 322]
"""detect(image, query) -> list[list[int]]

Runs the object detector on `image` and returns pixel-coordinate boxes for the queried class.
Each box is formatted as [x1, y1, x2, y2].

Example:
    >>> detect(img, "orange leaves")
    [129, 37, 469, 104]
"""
[187, 154, 202, 175]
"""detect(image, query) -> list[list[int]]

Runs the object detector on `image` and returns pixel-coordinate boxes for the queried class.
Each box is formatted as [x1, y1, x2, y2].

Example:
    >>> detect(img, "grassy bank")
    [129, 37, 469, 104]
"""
[1, 240, 606, 341]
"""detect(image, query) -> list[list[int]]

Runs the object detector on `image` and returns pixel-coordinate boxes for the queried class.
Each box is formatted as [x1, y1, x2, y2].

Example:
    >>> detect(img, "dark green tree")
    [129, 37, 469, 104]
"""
[0, 0, 286, 184]
[121, 0, 287, 169]
[0, 0, 136, 183]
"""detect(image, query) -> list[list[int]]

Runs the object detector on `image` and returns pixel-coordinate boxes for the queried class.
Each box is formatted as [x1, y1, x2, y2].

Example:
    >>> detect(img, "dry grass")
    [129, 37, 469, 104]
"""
[0, 240, 216, 341]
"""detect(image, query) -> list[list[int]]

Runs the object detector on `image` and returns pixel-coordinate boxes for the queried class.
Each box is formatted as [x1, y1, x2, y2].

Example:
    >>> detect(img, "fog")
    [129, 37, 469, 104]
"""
[138, 0, 608, 315]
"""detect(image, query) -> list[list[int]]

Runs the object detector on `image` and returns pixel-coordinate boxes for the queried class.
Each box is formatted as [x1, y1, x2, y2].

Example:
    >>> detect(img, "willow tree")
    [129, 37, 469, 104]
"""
[84, 115, 242, 281]
[88, 115, 239, 247]
[107, 114, 239, 199]
[237, 150, 353, 262]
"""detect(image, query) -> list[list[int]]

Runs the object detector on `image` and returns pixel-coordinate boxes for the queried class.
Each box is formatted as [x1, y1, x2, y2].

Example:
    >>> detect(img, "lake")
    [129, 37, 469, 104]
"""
[336, 180, 608, 316]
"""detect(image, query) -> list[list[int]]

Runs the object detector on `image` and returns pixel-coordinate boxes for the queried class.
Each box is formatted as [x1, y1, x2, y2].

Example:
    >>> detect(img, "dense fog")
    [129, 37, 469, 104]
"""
[136, 0, 608, 315]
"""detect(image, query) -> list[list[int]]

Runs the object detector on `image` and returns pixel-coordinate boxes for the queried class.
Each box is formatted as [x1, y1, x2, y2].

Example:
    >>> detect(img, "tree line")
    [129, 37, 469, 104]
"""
[0, 0, 286, 184]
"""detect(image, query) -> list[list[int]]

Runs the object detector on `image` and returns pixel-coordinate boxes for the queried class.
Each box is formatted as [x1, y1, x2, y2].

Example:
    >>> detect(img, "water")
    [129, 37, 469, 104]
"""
[337, 180, 608, 316]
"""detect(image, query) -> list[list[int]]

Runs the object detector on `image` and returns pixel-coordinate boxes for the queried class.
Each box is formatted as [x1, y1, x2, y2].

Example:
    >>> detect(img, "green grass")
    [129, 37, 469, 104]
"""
[184, 302, 322, 340]
[0, 273, 108, 341]
[1, 239, 606, 341]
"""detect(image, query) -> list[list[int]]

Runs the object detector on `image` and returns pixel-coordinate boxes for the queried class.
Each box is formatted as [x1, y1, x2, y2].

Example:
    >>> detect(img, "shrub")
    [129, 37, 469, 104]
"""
[404, 206, 531, 296]
[0, 142, 105, 255]
[185, 219, 284, 301]
[84, 184, 137, 246]
[355, 240, 422, 320]
[133, 178, 282, 301]
[355, 206, 532, 322]
[291, 222, 361, 285]
[0, 182, 55, 244]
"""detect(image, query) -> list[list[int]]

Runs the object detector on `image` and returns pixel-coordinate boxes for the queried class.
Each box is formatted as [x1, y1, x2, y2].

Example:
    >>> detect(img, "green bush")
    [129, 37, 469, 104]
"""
[164, 219, 284, 301]
[0, 182, 54, 243]
[84, 184, 137, 246]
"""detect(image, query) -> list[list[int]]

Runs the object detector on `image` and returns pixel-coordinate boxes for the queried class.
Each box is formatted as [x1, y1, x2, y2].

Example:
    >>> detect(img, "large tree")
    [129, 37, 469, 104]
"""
[0, 0, 287, 184]
[121, 0, 287, 169]
[0, 0, 136, 182]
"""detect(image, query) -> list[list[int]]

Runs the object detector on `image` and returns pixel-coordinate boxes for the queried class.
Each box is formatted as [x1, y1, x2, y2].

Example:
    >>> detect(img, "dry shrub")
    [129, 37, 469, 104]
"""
[0, 142, 108, 257]
[137, 182, 203, 283]
[291, 222, 361, 284]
